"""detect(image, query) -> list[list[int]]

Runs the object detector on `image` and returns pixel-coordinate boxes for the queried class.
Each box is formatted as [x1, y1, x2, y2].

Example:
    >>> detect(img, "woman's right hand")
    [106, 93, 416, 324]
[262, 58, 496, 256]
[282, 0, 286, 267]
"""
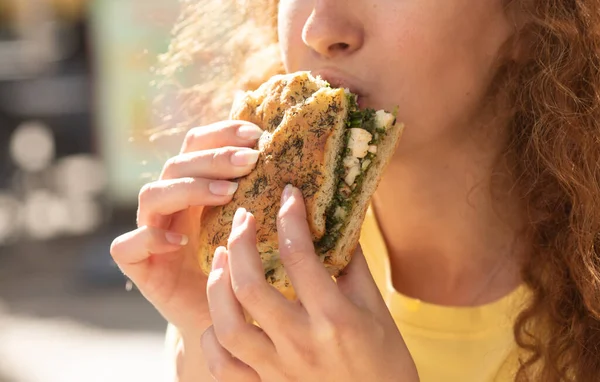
[110, 120, 264, 338]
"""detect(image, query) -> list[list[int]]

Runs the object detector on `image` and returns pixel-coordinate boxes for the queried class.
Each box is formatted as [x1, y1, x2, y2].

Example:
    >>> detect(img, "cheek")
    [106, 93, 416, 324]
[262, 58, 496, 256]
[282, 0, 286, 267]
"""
[376, 4, 512, 146]
[278, 0, 312, 72]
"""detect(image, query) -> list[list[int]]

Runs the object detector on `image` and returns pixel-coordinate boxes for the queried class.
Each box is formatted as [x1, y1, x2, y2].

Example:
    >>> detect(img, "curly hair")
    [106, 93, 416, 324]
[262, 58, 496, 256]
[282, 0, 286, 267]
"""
[504, 1, 600, 381]
[151, 0, 281, 134]
[156, 1, 600, 380]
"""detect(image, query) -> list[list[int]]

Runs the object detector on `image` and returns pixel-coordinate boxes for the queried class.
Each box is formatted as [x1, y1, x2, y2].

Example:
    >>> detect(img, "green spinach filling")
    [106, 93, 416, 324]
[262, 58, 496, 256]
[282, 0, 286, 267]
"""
[315, 94, 387, 255]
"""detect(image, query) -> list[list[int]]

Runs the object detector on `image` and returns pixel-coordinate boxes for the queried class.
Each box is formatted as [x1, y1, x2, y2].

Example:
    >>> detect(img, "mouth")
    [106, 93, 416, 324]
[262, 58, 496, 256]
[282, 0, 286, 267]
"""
[313, 69, 369, 104]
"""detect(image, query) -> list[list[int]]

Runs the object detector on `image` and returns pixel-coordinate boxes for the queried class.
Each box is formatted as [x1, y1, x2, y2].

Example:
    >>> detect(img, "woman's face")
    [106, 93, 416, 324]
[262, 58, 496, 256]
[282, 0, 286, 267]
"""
[278, 0, 515, 155]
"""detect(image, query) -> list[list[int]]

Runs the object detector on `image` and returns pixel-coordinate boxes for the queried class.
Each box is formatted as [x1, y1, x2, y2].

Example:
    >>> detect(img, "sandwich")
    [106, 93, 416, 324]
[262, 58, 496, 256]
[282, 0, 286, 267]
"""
[198, 71, 404, 298]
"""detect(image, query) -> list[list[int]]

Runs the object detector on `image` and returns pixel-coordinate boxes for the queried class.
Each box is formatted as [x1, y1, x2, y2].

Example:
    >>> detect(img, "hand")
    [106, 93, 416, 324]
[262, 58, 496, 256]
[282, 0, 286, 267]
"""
[110, 120, 264, 337]
[202, 185, 420, 382]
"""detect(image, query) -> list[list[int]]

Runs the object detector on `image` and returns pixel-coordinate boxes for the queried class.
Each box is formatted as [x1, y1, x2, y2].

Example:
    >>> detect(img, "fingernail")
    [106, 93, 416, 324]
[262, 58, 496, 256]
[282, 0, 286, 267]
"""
[165, 232, 188, 246]
[212, 247, 227, 271]
[209, 181, 238, 196]
[232, 207, 247, 229]
[237, 124, 264, 140]
[230, 149, 260, 166]
[281, 184, 294, 204]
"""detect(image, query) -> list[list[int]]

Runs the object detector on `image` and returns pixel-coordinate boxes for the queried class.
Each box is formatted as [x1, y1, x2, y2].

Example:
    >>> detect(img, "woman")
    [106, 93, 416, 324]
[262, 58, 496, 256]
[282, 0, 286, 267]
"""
[110, 0, 600, 381]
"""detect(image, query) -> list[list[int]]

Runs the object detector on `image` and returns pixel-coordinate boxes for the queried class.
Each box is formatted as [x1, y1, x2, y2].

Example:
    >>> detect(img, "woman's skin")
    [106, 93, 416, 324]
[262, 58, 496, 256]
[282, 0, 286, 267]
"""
[279, 0, 524, 305]
[111, 0, 527, 380]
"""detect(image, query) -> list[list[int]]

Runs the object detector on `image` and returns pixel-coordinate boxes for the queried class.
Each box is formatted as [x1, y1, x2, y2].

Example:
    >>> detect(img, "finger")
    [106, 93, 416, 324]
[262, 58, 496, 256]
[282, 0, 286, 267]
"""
[201, 326, 261, 382]
[111, 226, 187, 266]
[336, 246, 390, 317]
[227, 208, 302, 334]
[181, 121, 264, 154]
[160, 147, 260, 181]
[137, 178, 238, 228]
[207, 247, 278, 372]
[276, 185, 343, 314]
[110, 226, 187, 279]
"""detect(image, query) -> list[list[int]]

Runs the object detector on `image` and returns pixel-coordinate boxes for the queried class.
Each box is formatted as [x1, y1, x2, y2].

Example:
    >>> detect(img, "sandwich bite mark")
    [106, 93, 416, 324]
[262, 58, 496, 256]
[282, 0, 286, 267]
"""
[316, 92, 396, 255]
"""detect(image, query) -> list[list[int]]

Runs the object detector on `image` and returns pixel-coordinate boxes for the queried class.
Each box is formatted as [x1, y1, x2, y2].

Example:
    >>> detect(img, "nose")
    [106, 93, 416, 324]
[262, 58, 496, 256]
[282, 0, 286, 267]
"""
[302, 2, 364, 59]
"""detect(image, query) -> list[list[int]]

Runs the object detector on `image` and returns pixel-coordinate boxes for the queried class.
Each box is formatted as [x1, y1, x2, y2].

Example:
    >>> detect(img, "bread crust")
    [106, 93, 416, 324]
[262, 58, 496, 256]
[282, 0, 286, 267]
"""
[197, 71, 404, 298]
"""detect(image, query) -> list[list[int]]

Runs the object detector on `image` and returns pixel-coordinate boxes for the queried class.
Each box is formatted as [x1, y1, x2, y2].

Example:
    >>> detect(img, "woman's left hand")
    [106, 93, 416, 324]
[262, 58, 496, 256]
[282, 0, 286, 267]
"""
[201, 185, 420, 382]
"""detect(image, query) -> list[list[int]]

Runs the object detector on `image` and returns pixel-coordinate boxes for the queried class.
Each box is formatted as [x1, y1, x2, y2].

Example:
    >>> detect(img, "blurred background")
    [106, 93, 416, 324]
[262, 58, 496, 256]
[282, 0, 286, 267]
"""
[0, 1, 184, 381]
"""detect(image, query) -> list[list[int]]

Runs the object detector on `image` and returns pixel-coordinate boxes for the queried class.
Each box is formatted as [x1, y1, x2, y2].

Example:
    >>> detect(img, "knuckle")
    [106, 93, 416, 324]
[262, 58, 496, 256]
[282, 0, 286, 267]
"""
[222, 120, 244, 134]
[182, 128, 200, 151]
[210, 147, 231, 168]
[313, 319, 343, 344]
[370, 317, 387, 342]
[200, 325, 214, 346]
[216, 323, 245, 350]
[282, 249, 310, 269]
[314, 314, 359, 344]
[266, 303, 289, 325]
[280, 246, 317, 272]
[206, 267, 226, 290]
[234, 281, 264, 305]
[289, 338, 318, 367]
[138, 182, 156, 205]
[226, 229, 245, 249]
[207, 358, 230, 381]
[179, 177, 197, 205]
[109, 236, 123, 258]
[160, 156, 179, 179]
[143, 227, 160, 249]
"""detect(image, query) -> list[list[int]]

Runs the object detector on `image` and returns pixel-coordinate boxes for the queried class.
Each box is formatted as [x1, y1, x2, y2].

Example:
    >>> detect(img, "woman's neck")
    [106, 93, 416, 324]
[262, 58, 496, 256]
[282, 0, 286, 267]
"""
[372, 139, 525, 306]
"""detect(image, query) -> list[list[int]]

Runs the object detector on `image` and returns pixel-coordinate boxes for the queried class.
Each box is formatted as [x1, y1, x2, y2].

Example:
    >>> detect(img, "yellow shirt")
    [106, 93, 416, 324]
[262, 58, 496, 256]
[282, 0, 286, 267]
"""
[360, 207, 528, 382]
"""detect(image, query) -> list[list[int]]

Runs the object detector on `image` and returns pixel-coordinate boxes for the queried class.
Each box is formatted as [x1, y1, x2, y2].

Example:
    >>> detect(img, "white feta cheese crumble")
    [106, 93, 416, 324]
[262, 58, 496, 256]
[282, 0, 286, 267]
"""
[347, 128, 372, 159]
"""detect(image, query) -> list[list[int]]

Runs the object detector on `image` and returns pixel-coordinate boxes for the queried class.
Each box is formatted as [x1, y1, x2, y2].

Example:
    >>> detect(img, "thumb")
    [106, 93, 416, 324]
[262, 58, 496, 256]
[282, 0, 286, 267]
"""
[336, 245, 389, 316]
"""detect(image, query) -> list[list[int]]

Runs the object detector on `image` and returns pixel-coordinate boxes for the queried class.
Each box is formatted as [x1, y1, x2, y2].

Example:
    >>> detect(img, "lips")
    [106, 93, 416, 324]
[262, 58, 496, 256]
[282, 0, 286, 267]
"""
[313, 69, 368, 100]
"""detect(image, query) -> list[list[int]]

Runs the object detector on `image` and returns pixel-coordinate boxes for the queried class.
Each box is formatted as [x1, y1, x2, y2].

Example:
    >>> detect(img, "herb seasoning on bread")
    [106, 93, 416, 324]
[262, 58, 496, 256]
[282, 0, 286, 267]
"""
[198, 71, 404, 298]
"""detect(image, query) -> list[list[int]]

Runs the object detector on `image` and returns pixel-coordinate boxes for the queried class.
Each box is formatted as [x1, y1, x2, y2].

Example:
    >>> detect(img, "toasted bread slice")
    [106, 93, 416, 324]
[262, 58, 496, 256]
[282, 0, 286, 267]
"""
[197, 71, 404, 298]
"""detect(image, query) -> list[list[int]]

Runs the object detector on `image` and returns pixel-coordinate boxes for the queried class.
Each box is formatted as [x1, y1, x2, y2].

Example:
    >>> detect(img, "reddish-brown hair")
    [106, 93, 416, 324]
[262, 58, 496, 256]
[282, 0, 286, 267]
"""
[504, 1, 600, 380]
[157, 1, 600, 380]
